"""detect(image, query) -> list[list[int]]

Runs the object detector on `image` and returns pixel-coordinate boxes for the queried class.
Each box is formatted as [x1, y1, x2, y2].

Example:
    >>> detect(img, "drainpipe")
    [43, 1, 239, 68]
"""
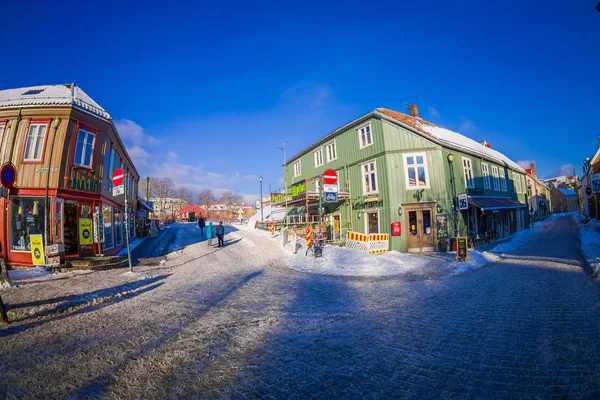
[45, 116, 61, 247]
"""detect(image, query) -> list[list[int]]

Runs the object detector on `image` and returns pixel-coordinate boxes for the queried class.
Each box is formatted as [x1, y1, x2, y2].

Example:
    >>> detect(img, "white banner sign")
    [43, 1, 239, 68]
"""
[113, 185, 125, 196]
[323, 184, 338, 193]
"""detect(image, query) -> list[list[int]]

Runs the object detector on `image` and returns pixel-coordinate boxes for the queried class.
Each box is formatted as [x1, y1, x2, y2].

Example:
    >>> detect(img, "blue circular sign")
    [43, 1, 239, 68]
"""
[1, 163, 16, 188]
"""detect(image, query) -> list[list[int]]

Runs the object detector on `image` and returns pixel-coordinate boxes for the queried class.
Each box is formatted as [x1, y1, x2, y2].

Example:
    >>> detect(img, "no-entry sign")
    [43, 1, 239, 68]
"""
[112, 168, 125, 186]
[323, 169, 338, 185]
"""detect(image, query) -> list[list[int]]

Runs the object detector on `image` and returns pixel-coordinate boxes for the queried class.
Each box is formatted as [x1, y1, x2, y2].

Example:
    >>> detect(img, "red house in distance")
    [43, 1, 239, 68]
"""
[177, 203, 206, 222]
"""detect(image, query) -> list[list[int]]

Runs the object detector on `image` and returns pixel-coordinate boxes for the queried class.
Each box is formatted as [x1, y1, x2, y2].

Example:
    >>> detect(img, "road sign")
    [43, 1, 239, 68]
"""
[323, 169, 338, 185]
[592, 173, 600, 194]
[112, 168, 125, 186]
[325, 192, 338, 202]
[113, 185, 125, 196]
[458, 193, 468, 210]
[323, 184, 338, 193]
[1, 163, 16, 188]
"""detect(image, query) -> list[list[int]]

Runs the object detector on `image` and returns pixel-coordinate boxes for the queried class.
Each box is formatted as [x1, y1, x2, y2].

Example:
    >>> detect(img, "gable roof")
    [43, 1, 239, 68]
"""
[558, 188, 578, 197]
[287, 107, 525, 174]
[0, 83, 110, 120]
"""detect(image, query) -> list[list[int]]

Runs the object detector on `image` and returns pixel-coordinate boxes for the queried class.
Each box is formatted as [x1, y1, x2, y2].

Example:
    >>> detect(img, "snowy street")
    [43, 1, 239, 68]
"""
[2, 216, 600, 398]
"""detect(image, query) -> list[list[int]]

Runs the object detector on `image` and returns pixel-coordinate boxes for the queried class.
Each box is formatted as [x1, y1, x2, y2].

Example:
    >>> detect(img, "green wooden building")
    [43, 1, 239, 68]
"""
[274, 105, 529, 253]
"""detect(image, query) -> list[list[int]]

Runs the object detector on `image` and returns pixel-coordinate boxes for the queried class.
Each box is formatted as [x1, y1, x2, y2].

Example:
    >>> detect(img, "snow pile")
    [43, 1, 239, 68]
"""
[577, 216, 600, 276]
[452, 251, 500, 275]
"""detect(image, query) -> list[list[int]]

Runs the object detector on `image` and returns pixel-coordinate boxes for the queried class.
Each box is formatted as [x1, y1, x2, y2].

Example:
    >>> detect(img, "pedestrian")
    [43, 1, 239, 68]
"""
[198, 216, 206, 236]
[206, 221, 214, 246]
[216, 221, 225, 247]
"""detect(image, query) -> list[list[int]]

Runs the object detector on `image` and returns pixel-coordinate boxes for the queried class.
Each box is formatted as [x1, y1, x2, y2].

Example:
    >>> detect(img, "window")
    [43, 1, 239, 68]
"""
[361, 160, 378, 194]
[404, 153, 429, 189]
[491, 165, 500, 191]
[462, 157, 474, 188]
[482, 163, 491, 189]
[114, 209, 123, 246]
[103, 205, 114, 250]
[314, 148, 323, 167]
[325, 141, 337, 162]
[522, 175, 527, 195]
[10, 197, 46, 251]
[23, 123, 48, 162]
[358, 124, 373, 148]
[499, 168, 507, 192]
[293, 160, 301, 177]
[365, 210, 380, 234]
[515, 172, 522, 194]
[73, 128, 95, 168]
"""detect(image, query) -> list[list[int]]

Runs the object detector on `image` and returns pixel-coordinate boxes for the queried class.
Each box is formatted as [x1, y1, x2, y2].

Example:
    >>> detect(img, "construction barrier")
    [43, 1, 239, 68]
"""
[346, 231, 389, 254]
[270, 221, 275, 236]
[306, 227, 312, 247]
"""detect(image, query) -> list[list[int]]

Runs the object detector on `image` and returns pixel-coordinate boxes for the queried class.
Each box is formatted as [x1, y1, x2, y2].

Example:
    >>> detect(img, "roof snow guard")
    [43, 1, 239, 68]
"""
[0, 83, 111, 120]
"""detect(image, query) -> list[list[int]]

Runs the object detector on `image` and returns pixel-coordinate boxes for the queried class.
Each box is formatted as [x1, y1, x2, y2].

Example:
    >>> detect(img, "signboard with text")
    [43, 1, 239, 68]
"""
[592, 173, 600, 194]
[79, 218, 93, 245]
[458, 193, 468, 210]
[30, 234, 45, 266]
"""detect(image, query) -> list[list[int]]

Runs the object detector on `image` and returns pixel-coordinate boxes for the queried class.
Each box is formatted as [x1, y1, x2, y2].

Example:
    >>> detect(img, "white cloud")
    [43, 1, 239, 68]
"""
[517, 160, 535, 169]
[114, 119, 161, 146]
[458, 120, 476, 133]
[428, 106, 440, 118]
[126, 146, 151, 169]
[560, 164, 575, 176]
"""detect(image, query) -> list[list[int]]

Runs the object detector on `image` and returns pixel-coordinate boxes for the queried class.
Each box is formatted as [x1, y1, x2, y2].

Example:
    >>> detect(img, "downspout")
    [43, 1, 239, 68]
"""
[45, 116, 61, 247]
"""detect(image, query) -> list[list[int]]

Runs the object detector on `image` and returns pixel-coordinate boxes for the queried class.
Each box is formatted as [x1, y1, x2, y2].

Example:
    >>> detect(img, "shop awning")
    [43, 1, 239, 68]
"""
[137, 195, 153, 212]
[468, 197, 527, 211]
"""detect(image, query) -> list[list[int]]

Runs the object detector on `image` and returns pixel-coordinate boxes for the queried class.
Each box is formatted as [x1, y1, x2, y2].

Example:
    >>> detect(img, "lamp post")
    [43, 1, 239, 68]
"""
[259, 176, 263, 222]
[447, 153, 459, 238]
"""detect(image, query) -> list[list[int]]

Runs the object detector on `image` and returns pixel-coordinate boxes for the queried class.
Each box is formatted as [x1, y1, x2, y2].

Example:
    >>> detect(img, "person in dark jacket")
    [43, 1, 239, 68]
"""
[198, 216, 206, 235]
[216, 221, 225, 247]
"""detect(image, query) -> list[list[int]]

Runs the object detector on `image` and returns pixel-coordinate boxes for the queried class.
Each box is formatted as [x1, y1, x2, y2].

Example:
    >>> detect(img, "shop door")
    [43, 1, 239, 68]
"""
[64, 202, 79, 255]
[406, 207, 434, 253]
[328, 214, 341, 241]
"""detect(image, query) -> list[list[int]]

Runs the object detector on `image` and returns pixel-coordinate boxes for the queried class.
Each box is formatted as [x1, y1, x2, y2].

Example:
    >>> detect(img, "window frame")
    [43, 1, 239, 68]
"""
[499, 168, 507, 192]
[360, 159, 379, 195]
[358, 123, 373, 149]
[293, 160, 301, 177]
[491, 165, 500, 191]
[462, 157, 475, 189]
[403, 152, 430, 190]
[481, 163, 491, 190]
[314, 147, 324, 168]
[325, 140, 337, 162]
[21, 119, 51, 164]
[73, 127, 96, 169]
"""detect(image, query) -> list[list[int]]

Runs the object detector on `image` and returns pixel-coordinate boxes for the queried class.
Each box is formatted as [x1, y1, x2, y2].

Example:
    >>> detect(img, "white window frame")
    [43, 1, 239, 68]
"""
[358, 123, 373, 149]
[481, 163, 491, 190]
[403, 152, 430, 189]
[522, 175, 527, 195]
[363, 209, 380, 234]
[314, 147, 323, 168]
[499, 168, 507, 192]
[462, 157, 474, 189]
[491, 165, 500, 191]
[325, 141, 337, 162]
[361, 159, 378, 195]
[23, 123, 48, 162]
[293, 160, 301, 177]
[515, 172, 522, 194]
[73, 128, 96, 168]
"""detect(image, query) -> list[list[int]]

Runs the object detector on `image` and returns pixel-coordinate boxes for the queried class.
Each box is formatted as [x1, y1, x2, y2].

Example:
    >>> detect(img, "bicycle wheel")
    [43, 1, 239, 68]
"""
[305, 245, 314, 257]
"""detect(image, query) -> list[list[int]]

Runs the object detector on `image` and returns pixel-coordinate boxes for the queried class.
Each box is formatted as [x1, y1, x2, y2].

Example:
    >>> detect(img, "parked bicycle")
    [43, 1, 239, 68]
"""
[305, 231, 324, 257]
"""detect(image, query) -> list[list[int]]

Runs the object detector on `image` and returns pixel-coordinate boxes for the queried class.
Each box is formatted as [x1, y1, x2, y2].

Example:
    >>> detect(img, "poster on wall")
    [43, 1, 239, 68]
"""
[436, 214, 448, 238]
[30, 234, 45, 266]
[52, 198, 63, 244]
[79, 218, 93, 245]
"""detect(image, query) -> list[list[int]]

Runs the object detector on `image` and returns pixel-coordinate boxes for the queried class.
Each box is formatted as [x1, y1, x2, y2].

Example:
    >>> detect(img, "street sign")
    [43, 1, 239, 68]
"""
[112, 168, 125, 186]
[325, 192, 338, 202]
[323, 184, 338, 193]
[323, 169, 338, 185]
[0, 162, 16, 188]
[592, 173, 600, 194]
[458, 193, 468, 210]
[113, 185, 125, 196]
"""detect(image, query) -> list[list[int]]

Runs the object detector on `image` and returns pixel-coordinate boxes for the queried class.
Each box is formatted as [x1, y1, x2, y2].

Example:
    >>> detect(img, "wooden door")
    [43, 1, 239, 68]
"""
[405, 205, 434, 253]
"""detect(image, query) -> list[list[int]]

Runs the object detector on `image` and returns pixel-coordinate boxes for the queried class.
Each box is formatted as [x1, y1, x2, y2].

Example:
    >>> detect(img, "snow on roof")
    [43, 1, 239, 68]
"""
[558, 188, 578, 196]
[376, 108, 525, 173]
[0, 83, 110, 120]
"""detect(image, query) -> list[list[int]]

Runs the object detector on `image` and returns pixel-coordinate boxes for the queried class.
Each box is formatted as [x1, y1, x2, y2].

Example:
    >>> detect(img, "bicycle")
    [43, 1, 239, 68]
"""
[305, 232, 324, 257]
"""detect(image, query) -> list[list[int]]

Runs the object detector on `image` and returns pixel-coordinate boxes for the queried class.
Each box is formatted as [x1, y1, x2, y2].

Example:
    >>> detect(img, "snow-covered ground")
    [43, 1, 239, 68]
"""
[576, 214, 600, 276]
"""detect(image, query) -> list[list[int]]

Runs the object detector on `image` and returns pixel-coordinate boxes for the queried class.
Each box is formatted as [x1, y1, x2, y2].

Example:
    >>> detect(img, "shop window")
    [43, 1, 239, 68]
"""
[74, 128, 95, 168]
[365, 210, 379, 234]
[114, 209, 123, 246]
[10, 197, 45, 251]
[103, 205, 114, 250]
[23, 123, 48, 162]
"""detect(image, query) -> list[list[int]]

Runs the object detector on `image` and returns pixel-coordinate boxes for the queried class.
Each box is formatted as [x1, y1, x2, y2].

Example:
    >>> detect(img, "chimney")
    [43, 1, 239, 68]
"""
[479, 140, 492, 148]
[407, 104, 420, 118]
[530, 163, 536, 178]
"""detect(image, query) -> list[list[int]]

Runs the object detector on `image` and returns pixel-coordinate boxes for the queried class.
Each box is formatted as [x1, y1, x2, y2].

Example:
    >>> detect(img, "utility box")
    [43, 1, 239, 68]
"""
[391, 221, 402, 236]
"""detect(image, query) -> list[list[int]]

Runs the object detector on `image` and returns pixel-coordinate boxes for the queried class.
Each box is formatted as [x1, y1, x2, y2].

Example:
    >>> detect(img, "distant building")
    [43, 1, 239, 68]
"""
[177, 203, 206, 222]
[543, 175, 579, 191]
[551, 188, 579, 213]
[149, 197, 188, 220]
[525, 163, 551, 220]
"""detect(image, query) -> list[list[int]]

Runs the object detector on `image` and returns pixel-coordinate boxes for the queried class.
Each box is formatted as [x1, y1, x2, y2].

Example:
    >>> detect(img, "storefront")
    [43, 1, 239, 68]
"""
[467, 196, 527, 241]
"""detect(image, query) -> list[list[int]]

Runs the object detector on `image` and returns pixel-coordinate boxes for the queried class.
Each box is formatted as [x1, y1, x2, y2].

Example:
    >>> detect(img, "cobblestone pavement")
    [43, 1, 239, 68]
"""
[1, 216, 600, 399]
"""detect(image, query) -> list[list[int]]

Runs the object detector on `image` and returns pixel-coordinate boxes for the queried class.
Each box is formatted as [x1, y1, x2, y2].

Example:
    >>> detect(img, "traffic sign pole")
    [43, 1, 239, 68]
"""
[124, 173, 133, 272]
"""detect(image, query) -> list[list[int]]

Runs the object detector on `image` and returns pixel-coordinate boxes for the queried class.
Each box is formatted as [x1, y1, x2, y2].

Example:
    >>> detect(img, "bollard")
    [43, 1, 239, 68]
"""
[270, 221, 275, 236]
[306, 226, 312, 248]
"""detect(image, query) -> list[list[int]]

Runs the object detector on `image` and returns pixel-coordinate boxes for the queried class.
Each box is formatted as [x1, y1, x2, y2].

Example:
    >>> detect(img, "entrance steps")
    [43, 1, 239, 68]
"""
[59, 256, 129, 272]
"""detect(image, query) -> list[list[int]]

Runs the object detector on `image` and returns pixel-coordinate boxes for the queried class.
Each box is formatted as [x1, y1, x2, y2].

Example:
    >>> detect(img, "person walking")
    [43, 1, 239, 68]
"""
[198, 216, 206, 236]
[206, 221, 214, 246]
[216, 221, 225, 247]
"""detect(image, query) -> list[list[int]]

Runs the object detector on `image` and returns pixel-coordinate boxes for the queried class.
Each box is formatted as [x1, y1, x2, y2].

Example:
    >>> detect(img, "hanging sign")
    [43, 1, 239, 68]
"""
[30, 234, 45, 266]
[79, 218, 93, 245]
[458, 193, 468, 210]
[592, 173, 600, 194]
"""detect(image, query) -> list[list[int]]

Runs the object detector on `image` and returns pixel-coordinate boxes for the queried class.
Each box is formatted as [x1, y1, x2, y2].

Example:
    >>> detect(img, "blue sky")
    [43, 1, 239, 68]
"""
[2, 0, 599, 203]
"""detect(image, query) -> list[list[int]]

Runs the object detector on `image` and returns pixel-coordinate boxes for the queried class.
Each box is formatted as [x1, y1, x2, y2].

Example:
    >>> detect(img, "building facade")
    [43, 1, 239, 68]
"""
[0, 84, 139, 267]
[551, 188, 579, 213]
[525, 163, 552, 221]
[276, 106, 529, 252]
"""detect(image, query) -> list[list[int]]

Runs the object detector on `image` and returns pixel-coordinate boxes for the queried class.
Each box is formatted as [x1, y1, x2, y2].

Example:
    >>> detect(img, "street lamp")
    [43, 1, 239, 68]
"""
[259, 176, 263, 222]
[447, 153, 459, 238]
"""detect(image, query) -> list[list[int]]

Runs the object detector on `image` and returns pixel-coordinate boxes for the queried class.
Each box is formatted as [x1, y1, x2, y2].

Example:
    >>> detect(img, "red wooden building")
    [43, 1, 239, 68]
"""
[177, 203, 206, 222]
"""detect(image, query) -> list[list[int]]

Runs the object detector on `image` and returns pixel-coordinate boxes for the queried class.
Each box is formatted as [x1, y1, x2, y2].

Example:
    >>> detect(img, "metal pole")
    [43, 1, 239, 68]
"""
[260, 176, 263, 222]
[124, 173, 133, 272]
[318, 174, 323, 232]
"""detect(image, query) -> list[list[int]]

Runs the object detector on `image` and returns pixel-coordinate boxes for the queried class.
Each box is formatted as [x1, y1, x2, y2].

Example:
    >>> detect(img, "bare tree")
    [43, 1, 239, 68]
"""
[198, 188, 216, 219]
[220, 190, 243, 222]
[153, 177, 175, 221]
